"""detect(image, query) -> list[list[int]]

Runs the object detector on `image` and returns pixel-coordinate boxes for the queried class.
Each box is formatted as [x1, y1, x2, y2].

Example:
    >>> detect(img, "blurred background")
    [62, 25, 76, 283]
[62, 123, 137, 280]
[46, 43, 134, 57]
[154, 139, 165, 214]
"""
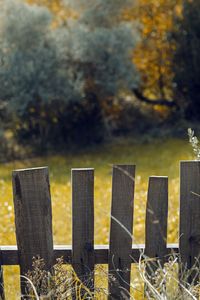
[0, 0, 200, 298]
[0, 0, 199, 157]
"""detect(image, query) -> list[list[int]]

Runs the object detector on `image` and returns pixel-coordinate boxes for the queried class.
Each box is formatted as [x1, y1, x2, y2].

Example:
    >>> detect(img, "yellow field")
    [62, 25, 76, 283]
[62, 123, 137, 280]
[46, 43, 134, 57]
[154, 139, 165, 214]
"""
[0, 137, 193, 299]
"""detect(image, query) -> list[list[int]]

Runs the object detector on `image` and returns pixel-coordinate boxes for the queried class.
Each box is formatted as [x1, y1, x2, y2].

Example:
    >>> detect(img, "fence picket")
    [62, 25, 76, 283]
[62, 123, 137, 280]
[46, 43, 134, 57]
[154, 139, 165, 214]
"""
[0, 266, 4, 300]
[108, 165, 135, 300]
[0, 160, 198, 298]
[12, 167, 54, 295]
[72, 168, 95, 297]
[145, 176, 168, 294]
[180, 161, 200, 284]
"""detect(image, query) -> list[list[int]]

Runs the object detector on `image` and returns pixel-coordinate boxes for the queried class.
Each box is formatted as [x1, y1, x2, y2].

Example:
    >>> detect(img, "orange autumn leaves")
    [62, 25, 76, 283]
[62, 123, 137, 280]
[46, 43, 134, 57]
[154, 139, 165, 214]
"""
[124, 0, 182, 100]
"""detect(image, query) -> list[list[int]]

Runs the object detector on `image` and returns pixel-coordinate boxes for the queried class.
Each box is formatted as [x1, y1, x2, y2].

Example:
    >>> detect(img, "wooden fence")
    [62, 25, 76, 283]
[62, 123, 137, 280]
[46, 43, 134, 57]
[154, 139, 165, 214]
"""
[0, 161, 200, 299]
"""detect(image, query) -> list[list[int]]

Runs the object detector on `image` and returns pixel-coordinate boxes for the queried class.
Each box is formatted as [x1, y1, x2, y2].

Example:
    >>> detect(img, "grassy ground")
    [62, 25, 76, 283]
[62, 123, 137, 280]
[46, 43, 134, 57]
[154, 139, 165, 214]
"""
[0, 137, 193, 299]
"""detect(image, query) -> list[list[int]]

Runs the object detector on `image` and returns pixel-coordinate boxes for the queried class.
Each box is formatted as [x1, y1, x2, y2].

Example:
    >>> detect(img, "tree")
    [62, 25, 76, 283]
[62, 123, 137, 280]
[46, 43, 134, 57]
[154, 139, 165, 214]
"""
[0, 0, 82, 148]
[25, 0, 183, 112]
[173, 0, 200, 119]
[0, 0, 140, 148]
[124, 0, 182, 110]
[64, 0, 140, 131]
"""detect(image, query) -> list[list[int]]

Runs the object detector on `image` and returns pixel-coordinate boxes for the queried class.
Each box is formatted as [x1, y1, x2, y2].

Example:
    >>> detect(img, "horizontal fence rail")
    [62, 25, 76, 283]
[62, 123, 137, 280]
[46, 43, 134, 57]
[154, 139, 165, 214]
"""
[0, 161, 199, 299]
[0, 244, 179, 265]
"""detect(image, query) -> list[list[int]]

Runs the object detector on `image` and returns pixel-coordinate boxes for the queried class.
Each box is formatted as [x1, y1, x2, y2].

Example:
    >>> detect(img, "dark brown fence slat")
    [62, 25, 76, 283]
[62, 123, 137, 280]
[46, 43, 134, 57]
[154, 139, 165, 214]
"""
[0, 246, 19, 265]
[108, 165, 135, 300]
[0, 266, 4, 300]
[12, 167, 54, 295]
[145, 176, 168, 262]
[145, 176, 168, 294]
[180, 161, 200, 284]
[72, 168, 95, 297]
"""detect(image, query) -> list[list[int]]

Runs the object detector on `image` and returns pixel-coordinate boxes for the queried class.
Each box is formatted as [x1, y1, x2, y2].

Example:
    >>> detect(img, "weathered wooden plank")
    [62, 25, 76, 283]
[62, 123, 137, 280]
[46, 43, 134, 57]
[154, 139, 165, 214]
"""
[0, 246, 19, 265]
[145, 176, 168, 294]
[108, 165, 135, 300]
[0, 266, 4, 300]
[180, 161, 200, 284]
[12, 167, 54, 295]
[72, 169, 95, 297]
[145, 177, 168, 263]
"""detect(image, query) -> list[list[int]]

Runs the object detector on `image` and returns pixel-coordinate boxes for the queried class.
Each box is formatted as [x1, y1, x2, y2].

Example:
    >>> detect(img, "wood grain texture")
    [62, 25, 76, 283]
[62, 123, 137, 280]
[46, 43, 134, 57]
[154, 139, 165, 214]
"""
[72, 169, 94, 296]
[145, 176, 168, 295]
[12, 167, 54, 294]
[145, 176, 168, 262]
[180, 161, 200, 284]
[108, 165, 135, 300]
[0, 266, 4, 300]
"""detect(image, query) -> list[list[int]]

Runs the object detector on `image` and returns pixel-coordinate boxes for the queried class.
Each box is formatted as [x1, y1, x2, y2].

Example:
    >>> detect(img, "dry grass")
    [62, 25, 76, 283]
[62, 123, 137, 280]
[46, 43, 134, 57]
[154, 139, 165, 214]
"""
[0, 138, 193, 299]
[23, 253, 200, 299]
[24, 257, 109, 299]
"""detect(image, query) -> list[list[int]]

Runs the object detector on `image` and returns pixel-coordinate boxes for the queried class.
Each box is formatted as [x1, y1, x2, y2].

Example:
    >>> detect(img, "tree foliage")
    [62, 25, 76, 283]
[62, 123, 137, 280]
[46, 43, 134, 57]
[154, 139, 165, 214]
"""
[26, 0, 183, 104]
[0, 0, 83, 148]
[124, 0, 182, 101]
[0, 0, 140, 149]
[65, 0, 139, 98]
[26, 0, 77, 26]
